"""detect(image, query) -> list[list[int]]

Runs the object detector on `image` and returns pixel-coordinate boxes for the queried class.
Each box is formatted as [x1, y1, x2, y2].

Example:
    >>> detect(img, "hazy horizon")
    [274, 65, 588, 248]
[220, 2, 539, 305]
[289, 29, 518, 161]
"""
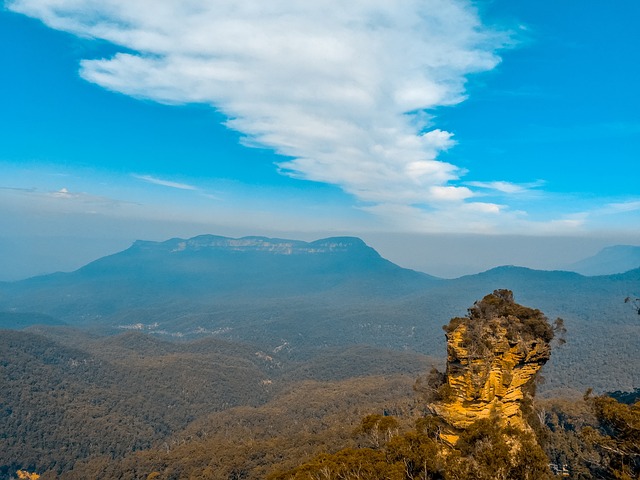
[1, 229, 638, 282]
[1, 1, 638, 281]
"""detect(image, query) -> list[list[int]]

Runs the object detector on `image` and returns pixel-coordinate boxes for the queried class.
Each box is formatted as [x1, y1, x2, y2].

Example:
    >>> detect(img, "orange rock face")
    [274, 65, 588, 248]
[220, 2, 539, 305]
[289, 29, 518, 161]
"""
[429, 290, 553, 446]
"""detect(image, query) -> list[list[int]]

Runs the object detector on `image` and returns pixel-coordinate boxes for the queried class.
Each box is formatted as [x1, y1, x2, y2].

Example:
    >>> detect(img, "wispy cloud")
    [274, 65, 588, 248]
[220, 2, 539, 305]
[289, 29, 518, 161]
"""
[47, 187, 138, 207]
[601, 200, 640, 214]
[0, 185, 137, 212]
[8, 0, 510, 226]
[466, 180, 546, 195]
[50, 187, 76, 199]
[132, 174, 197, 191]
[520, 199, 640, 235]
[0, 186, 37, 193]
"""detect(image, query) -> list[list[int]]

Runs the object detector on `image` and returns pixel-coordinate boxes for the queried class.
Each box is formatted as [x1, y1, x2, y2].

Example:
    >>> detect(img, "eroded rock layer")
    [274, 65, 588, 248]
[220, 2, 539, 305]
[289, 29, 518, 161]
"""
[430, 289, 554, 446]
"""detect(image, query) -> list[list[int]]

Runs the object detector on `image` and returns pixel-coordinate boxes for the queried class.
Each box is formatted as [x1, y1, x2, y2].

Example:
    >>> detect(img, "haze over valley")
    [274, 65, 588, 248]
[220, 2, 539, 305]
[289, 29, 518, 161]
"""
[1, 236, 639, 478]
[2, 234, 639, 395]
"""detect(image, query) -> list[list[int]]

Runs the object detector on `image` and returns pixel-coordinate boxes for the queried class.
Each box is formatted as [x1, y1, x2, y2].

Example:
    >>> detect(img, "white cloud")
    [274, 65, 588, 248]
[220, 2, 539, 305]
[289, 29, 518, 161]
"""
[8, 0, 509, 227]
[46, 187, 137, 207]
[549, 200, 640, 229]
[466, 180, 546, 194]
[601, 200, 640, 214]
[51, 187, 76, 199]
[0, 186, 138, 214]
[362, 201, 511, 234]
[429, 185, 474, 202]
[0, 186, 37, 193]
[132, 174, 198, 191]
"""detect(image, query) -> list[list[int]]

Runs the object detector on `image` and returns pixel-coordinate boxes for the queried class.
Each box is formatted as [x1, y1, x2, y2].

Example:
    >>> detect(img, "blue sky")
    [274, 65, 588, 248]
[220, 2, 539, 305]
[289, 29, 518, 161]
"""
[1, 0, 639, 279]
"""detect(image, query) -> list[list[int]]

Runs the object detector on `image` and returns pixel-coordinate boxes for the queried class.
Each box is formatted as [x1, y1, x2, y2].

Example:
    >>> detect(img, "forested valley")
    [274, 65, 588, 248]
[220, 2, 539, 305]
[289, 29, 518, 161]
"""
[2, 295, 638, 479]
[1, 238, 638, 479]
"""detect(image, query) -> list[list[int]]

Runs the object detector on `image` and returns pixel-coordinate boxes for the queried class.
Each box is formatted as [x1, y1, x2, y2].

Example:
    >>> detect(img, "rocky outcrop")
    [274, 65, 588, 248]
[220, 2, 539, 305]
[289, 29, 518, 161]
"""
[429, 289, 554, 446]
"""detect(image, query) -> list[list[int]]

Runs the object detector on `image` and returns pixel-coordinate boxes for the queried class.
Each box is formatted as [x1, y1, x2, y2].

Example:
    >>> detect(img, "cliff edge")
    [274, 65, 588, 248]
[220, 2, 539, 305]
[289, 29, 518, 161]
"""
[429, 289, 556, 446]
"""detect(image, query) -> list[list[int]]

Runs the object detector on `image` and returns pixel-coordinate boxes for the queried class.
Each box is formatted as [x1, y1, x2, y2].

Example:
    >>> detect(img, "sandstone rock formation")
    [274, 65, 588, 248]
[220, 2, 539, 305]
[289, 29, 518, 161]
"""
[429, 289, 555, 446]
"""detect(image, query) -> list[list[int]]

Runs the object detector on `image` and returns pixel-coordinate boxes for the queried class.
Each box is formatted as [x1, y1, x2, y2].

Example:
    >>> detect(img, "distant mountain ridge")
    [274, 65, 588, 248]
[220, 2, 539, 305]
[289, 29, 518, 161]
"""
[137, 234, 373, 255]
[567, 245, 640, 276]
[0, 234, 437, 324]
[0, 234, 638, 394]
[72, 234, 436, 283]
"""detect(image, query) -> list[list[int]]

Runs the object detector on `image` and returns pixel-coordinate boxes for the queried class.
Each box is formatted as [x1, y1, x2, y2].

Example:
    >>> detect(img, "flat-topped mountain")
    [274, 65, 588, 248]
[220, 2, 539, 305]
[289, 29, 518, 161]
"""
[73, 234, 431, 287]
[134, 235, 373, 255]
[76, 234, 431, 277]
[0, 235, 436, 324]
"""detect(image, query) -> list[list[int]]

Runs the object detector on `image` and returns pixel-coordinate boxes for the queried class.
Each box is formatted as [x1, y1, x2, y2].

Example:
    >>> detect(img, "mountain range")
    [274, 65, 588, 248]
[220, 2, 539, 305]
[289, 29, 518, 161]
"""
[1, 234, 639, 393]
[566, 244, 640, 276]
